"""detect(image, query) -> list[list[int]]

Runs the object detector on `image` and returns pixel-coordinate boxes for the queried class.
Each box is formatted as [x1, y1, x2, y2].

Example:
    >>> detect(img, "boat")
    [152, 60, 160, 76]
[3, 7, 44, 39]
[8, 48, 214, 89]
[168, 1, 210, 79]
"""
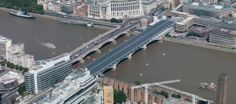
[41, 43, 56, 49]
[9, 9, 35, 19]
[199, 82, 217, 91]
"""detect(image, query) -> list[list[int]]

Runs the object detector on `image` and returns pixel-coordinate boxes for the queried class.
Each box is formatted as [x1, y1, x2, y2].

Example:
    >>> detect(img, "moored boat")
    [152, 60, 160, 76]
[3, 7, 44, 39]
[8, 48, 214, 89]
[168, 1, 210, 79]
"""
[200, 82, 217, 92]
[9, 9, 35, 19]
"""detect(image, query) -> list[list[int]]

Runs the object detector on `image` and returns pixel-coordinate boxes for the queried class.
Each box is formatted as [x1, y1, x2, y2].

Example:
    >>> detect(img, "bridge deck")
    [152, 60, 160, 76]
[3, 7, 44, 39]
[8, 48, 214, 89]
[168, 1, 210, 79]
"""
[86, 20, 173, 74]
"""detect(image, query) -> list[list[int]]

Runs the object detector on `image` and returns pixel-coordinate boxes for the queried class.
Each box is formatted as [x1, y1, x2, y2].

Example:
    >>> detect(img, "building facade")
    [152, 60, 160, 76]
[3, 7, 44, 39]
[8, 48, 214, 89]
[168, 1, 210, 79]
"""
[88, 0, 144, 19]
[208, 29, 236, 48]
[24, 53, 73, 94]
[183, 3, 235, 17]
[0, 36, 12, 60]
[31, 69, 97, 104]
[103, 85, 114, 104]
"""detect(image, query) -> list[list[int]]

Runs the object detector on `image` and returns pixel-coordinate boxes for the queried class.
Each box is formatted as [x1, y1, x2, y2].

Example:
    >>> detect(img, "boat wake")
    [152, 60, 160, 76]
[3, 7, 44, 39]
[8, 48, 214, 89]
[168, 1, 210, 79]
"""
[34, 35, 56, 49]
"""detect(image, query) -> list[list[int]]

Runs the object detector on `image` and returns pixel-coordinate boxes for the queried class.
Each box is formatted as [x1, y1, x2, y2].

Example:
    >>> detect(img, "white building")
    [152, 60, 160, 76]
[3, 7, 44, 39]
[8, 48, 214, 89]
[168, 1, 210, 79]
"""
[32, 69, 97, 104]
[24, 53, 73, 94]
[88, 0, 144, 19]
[7, 43, 35, 69]
[0, 36, 12, 60]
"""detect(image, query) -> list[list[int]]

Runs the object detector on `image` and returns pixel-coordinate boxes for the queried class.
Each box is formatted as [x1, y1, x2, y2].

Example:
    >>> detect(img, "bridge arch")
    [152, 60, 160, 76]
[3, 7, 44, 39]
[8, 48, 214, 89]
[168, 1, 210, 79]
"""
[98, 41, 113, 49]
[114, 33, 128, 40]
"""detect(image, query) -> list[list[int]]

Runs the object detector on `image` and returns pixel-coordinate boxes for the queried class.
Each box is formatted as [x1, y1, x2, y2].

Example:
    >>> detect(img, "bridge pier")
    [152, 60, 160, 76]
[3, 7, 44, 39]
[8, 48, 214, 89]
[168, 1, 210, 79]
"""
[142, 44, 147, 50]
[127, 54, 132, 60]
[95, 48, 101, 54]
[125, 33, 130, 37]
[79, 58, 85, 64]
[111, 39, 117, 45]
[192, 96, 196, 104]
[112, 64, 117, 70]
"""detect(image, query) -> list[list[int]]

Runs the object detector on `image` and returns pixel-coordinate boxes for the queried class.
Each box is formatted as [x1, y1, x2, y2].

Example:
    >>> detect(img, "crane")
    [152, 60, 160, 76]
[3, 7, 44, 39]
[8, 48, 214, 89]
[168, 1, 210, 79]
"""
[131, 79, 181, 104]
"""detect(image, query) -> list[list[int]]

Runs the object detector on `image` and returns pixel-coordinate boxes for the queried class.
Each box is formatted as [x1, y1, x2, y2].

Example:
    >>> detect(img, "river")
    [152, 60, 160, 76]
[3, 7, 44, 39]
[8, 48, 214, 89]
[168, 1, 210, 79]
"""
[0, 9, 107, 60]
[104, 41, 236, 104]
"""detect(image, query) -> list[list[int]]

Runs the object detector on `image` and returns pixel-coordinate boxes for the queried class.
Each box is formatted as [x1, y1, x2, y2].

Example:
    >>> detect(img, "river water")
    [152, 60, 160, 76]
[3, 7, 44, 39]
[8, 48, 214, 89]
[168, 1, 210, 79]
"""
[104, 41, 236, 104]
[0, 9, 107, 60]
[1, 9, 235, 103]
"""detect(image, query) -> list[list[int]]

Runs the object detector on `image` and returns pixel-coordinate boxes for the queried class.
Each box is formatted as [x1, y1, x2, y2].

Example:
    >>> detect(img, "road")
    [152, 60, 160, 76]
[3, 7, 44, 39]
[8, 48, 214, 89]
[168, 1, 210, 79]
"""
[85, 20, 173, 74]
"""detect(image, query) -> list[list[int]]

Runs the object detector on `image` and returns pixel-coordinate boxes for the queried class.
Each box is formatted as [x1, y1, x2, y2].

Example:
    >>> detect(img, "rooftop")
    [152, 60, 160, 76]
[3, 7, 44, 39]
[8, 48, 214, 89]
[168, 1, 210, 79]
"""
[33, 69, 95, 104]
[185, 2, 235, 11]
[29, 53, 70, 73]
[0, 35, 11, 43]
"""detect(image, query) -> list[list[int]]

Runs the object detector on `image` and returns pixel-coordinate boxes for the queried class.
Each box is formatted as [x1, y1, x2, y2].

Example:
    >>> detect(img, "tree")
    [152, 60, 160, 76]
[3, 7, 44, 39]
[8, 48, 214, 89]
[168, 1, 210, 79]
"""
[171, 94, 181, 99]
[114, 90, 127, 103]
[134, 81, 141, 85]
[198, 100, 208, 104]
[160, 91, 169, 98]
[18, 83, 27, 96]
[110, 18, 123, 23]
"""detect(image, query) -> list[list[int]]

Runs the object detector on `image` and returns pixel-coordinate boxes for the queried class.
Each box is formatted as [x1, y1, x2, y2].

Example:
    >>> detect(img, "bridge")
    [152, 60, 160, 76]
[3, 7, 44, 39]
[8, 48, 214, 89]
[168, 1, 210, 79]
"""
[85, 20, 173, 75]
[70, 20, 139, 64]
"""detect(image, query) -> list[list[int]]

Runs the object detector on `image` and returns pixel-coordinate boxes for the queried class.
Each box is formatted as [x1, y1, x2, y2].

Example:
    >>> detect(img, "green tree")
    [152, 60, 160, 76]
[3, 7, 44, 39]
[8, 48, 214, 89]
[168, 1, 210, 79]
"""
[160, 91, 169, 98]
[134, 81, 141, 85]
[171, 94, 181, 99]
[110, 18, 123, 23]
[114, 90, 127, 103]
[18, 83, 27, 96]
[198, 100, 208, 104]
[0, 0, 44, 14]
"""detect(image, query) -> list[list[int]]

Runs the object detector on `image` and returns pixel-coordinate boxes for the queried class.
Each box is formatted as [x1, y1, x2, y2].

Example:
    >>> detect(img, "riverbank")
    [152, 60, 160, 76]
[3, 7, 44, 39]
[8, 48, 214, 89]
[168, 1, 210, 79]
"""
[163, 37, 236, 53]
[0, 7, 59, 21]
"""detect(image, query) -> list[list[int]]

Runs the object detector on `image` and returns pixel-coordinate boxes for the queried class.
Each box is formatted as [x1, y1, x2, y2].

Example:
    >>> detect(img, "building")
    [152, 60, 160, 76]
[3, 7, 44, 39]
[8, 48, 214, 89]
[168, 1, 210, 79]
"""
[103, 85, 114, 104]
[142, 0, 157, 14]
[73, 3, 88, 17]
[43, 1, 61, 13]
[7, 43, 35, 69]
[31, 69, 96, 104]
[208, 29, 236, 48]
[174, 16, 194, 33]
[0, 36, 12, 60]
[87, 0, 144, 19]
[24, 53, 72, 94]
[61, 1, 76, 14]
[192, 0, 218, 4]
[183, 2, 235, 17]
[216, 73, 228, 104]
[0, 69, 21, 104]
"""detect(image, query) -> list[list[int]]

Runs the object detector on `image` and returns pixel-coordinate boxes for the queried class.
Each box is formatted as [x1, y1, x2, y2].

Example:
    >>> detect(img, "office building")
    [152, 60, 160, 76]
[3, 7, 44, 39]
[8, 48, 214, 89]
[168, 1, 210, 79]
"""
[88, 0, 144, 19]
[0, 69, 20, 104]
[24, 53, 72, 94]
[208, 29, 236, 48]
[32, 69, 97, 104]
[174, 16, 194, 33]
[183, 2, 235, 17]
[216, 73, 228, 104]
[0, 36, 12, 60]
[103, 85, 114, 104]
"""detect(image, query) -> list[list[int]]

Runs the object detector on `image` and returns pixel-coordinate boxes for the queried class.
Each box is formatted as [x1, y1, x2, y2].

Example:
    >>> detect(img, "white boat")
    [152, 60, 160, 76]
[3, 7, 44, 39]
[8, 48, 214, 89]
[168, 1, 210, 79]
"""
[9, 9, 35, 19]
[200, 82, 217, 91]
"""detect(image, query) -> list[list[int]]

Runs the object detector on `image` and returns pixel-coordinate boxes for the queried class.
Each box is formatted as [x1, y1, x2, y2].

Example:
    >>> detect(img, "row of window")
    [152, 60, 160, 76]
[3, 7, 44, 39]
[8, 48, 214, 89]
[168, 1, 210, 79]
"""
[111, 1, 140, 7]
[112, 10, 140, 16]
[111, 6, 140, 11]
